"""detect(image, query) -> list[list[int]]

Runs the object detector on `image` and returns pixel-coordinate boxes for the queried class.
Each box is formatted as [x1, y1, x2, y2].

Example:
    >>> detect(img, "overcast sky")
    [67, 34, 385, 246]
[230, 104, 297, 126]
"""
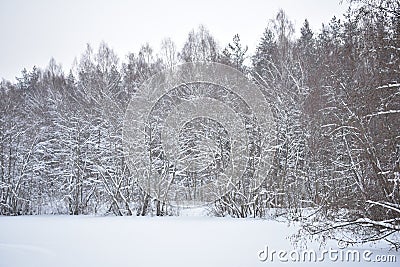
[0, 0, 348, 82]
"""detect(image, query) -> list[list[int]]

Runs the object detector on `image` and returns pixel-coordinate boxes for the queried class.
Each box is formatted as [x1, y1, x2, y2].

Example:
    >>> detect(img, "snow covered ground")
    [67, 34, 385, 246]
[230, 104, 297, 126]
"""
[0, 214, 398, 267]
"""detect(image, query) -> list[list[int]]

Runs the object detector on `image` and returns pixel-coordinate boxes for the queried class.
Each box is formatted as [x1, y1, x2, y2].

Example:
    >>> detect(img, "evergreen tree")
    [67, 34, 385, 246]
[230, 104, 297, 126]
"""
[252, 28, 277, 77]
[220, 34, 248, 72]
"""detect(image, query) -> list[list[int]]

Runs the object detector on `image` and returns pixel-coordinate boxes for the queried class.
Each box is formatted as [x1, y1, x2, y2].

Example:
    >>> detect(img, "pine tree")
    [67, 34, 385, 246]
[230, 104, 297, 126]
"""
[220, 34, 248, 72]
[252, 28, 277, 77]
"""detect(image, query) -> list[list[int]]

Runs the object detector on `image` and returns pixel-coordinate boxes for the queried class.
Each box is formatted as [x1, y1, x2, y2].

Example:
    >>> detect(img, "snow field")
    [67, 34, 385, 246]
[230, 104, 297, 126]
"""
[0, 215, 398, 267]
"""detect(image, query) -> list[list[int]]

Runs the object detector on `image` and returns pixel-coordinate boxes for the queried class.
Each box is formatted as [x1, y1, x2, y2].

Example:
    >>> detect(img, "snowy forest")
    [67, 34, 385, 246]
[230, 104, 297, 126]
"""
[0, 0, 399, 248]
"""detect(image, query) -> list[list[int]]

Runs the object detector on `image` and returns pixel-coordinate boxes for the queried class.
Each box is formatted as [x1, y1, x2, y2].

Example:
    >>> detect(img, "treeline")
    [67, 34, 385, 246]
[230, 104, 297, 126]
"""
[0, 0, 399, 247]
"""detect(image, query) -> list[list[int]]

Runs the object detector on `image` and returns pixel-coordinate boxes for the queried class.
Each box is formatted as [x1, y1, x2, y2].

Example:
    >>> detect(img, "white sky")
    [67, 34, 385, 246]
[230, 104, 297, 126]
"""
[0, 0, 348, 82]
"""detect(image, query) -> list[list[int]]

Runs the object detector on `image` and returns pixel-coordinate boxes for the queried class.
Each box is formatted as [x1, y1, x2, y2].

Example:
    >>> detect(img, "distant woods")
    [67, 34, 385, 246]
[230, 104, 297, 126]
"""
[0, 0, 399, 248]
